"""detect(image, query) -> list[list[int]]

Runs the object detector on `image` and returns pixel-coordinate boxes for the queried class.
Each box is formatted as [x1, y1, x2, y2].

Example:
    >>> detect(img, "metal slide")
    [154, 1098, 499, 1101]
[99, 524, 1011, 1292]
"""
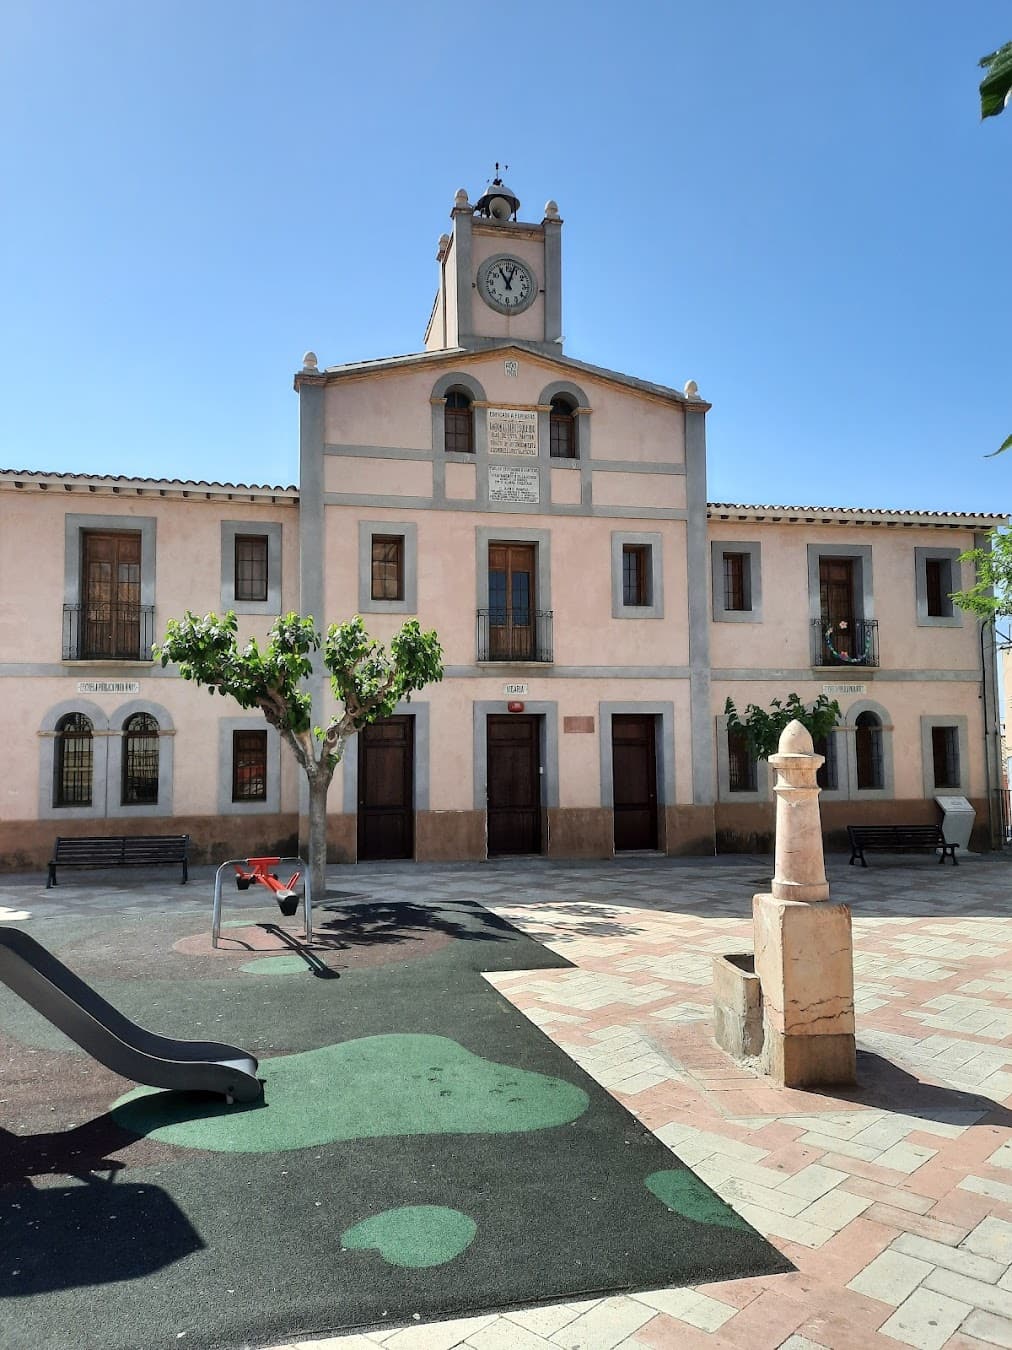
[0, 926, 262, 1103]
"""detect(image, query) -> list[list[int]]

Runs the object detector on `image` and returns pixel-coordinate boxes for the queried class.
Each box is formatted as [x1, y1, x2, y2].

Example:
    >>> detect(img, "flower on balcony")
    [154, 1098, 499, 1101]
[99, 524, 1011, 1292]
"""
[823, 621, 871, 665]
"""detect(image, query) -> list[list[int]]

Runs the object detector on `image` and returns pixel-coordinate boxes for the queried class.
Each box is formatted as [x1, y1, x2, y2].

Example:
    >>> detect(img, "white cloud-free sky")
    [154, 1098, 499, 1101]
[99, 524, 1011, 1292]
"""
[1, 2, 1009, 515]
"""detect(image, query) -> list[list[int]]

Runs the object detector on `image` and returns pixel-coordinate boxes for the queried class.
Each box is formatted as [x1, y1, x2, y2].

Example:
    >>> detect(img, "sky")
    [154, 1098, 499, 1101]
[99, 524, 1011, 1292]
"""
[1, 2, 1010, 516]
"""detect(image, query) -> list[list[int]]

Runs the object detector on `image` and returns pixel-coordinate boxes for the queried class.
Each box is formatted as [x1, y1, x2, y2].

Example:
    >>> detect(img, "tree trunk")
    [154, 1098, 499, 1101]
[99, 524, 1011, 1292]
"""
[307, 773, 331, 904]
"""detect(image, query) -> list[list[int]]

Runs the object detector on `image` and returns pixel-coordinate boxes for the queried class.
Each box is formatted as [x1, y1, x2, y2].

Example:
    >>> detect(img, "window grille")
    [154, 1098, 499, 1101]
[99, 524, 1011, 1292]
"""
[122, 713, 159, 805]
[235, 535, 268, 603]
[232, 730, 267, 802]
[55, 713, 93, 807]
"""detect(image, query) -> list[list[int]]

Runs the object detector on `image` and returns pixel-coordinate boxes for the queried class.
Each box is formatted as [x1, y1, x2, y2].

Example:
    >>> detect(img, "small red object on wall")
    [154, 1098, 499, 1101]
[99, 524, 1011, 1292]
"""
[507, 701, 525, 713]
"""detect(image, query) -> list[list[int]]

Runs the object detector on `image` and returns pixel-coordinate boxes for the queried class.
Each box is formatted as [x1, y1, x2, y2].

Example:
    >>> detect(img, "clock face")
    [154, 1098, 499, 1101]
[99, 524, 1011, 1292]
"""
[478, 255, 538, 315]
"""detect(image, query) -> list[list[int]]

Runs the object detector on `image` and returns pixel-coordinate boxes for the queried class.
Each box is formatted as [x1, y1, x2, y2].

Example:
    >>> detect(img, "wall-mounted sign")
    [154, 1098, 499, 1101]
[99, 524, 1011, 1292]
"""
[504, 359, 519, 378]
[821, 683, 867, 697]
[487, 407, 538, 455]
[77, 680, 140, 695]
[489, 464, 539, 504]
[564, 716, 595, 734]
[503, 683, 528, 696]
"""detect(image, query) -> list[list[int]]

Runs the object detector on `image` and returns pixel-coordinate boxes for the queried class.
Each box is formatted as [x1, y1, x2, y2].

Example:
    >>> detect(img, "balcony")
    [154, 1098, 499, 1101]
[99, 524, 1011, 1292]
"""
[477, 609, 553, 663]
[63, 604, 155, 661]
[811, 618, 879, 668]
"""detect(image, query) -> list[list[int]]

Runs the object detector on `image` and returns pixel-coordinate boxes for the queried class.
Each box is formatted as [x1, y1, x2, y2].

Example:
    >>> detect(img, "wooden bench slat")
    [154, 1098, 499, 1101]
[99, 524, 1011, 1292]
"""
[847, 824, 957, 868]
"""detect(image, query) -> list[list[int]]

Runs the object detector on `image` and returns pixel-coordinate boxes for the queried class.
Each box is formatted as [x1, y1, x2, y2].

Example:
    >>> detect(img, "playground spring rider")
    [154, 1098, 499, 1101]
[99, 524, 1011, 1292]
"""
[211, 855, 313, 948]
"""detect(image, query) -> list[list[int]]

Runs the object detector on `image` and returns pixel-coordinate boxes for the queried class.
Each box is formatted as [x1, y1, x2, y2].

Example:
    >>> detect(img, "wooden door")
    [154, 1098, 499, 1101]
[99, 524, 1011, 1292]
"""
[819, 557, 856, 630]
[486, 715, 541, 855]
[488, 543, 535, 660]
[612, 715, 658, 851]
[83, 532, 141, 659]
[357, 716, 414, 860]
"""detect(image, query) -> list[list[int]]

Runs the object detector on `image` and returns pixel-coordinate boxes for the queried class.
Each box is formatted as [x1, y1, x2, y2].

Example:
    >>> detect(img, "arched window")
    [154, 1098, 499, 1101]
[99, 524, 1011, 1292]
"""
[54, 713, 93, 807]
[122, 713, 159, 805]
[549, 395, 577, 458]
[444, 389, 474, 453]
[855, 711, 884, 790]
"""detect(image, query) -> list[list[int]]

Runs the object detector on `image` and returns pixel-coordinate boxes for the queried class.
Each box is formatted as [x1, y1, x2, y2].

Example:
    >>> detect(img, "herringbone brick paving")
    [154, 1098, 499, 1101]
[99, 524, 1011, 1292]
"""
[5, 854, 1011, 1349]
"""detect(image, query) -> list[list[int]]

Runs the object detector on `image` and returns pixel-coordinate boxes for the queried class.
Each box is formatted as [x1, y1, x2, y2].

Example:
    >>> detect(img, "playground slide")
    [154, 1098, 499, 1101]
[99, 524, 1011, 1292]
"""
[0, 926, 262, 1103]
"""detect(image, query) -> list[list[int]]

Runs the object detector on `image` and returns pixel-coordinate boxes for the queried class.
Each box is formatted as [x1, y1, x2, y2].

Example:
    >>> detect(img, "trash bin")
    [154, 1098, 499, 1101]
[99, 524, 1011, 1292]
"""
[934, 795, 976, 851]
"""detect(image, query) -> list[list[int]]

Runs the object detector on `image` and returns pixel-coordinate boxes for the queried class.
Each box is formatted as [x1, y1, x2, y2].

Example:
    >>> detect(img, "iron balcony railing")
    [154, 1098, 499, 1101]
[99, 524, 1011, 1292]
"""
[476, 609, 553, 663]
[62, 604, 156, 661]
[811, 618, 879, 668]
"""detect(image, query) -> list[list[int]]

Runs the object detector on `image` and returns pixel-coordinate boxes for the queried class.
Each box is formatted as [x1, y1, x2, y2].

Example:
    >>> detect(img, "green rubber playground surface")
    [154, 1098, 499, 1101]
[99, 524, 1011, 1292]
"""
[0, 896, 791, 1349]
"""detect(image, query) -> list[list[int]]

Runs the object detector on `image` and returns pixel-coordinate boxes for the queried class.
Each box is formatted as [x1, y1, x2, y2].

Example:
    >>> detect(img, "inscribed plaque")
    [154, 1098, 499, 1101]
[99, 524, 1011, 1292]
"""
[487, 407, 538, 456]
[488, 465, 540, 504]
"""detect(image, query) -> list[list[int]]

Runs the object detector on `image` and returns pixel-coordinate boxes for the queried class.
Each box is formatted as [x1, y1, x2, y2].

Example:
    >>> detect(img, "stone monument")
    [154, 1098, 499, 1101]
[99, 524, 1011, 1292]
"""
[752, 720, 856, 1087]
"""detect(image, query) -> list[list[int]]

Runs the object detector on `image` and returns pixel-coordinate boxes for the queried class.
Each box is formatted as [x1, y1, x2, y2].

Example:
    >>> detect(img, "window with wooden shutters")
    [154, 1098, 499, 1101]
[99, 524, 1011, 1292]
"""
[122, 713, 159, 805]
[549, 396, 577, 458]
[235, 535, 268, 603]
[622, 544, 650, 607]
[81, 531, 142, 659]
[232, 730, 268, 802]
[371, 536, 404, 601]
[444, 390, 474, 453]
[54, 713, 93, 807]
[924, 557, 954, 618]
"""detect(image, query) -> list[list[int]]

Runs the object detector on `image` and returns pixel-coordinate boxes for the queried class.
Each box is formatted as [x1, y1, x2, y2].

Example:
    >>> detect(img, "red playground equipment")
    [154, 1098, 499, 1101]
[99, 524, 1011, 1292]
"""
[211, 854, 313, 948]
[234, 857, 302, 916]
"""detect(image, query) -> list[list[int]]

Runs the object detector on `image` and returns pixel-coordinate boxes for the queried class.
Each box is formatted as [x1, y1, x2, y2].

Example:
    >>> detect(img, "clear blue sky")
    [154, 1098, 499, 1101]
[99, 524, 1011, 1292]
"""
[1, 2, 1009, 515]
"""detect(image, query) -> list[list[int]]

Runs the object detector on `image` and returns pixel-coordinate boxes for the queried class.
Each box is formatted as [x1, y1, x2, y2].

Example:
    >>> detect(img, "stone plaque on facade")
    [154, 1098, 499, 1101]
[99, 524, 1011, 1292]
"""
[503, 683, 529, 697]
[487, 407, 538, 455]
[564, 716, 595, 734]
[822, 683, 867, 697]
[77, 680, 140, 695]
[488, 464, 540, 504]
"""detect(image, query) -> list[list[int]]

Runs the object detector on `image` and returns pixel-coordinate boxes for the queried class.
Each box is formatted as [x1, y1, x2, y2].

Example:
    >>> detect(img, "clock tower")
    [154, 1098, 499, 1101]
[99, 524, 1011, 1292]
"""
[423, 174, 563, 355]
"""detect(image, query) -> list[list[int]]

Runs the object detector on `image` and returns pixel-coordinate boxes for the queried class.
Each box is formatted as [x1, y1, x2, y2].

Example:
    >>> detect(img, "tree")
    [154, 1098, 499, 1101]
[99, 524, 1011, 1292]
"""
[980, 42, 1012, 119]
[723, 692, 841, 763]
[154, 611, 443, 899]
[952, 531, 1012, 634]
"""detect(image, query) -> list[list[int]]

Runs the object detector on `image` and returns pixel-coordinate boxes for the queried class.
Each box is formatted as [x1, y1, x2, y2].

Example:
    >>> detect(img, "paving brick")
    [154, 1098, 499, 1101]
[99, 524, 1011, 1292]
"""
[777, 1164, 851, 1202]
[922, 1266, 1012, 1320]
[464, 1320, 555, 1349]
[381, 1315, 499, 1350]
[960, 1310, 1012, 1348]
[863, 1203, 969, 1245]
[846, 1249, 933, 1306]
[502, 1303, 582, 1338]
[962, 1216, 1012, 1264]
[550, 1296, 656, 1349]
[631, 1286, 736, 1330]
[877, 1288, 973, 1350]
[892, 1231, 1007, 1283]
[960, 1175, 1012, 1205]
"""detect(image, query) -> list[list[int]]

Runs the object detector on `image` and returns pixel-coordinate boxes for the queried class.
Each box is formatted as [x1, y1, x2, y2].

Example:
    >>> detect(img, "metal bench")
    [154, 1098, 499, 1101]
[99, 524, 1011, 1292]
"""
[847, 824, 957, 867]
[47, 835, 190, 888]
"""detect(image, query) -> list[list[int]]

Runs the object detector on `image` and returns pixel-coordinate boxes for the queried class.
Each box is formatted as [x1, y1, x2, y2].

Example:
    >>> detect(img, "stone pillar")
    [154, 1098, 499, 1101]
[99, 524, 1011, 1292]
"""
[753, 720, 856, 1087]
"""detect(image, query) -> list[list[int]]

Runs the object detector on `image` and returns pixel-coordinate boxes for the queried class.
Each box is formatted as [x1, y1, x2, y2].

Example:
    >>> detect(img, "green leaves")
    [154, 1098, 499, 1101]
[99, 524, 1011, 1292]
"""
[324, 617, 443, 723]
[980, 42, 1012, 119]
[953, 529, 1011, 622]
[724, 693, 841, 762]
[984, 433, 1012, 459]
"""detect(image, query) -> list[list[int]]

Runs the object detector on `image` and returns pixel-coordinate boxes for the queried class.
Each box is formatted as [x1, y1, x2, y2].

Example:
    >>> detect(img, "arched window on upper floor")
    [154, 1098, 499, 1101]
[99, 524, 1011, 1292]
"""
[549, 395, 578, 459]
[855, 711, 884, 790]
[54, 713, 93, 807]
[444, 389, 474, 454]
[122, 712, 160, 805]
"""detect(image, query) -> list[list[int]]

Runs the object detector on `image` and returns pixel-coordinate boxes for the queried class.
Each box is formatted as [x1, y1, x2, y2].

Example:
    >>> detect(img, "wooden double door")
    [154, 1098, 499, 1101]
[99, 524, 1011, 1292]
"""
[486, 715, 542, 856]
[82, 531, 141, 659]
[357, 717, 414, 860]
[612, 715, 659, 851]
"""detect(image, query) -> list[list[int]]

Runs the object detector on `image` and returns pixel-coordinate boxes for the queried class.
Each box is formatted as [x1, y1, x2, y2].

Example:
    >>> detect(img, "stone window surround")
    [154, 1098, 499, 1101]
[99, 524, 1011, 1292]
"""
[538, 379, 591, 463]
[340, 701, 431, 815]
[357, 520, 419, 615]
[611, 531, 664, 619]
[220, 520, 283, 615]
[475, 526, 552, 617]
[920, 715, 969, 797]
[715, 714, 771, 804]
[711, 541, 763, 623]
[64, 513, 157, 660]
[914, 547, 964, 628]
[217, 716, 281, 815]
[598, 702, 675, 812]
[807, 543, 874, 628]
[841, 698, 895, 799]
[39, 697, 175, 819]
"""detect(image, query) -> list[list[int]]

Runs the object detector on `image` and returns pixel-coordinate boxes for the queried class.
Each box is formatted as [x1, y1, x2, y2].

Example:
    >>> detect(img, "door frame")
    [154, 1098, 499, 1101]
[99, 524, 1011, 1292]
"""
[342, 704, 430, 845]
[472, 703, 559, 852]
[598, 703, 675, 853]
[485, 713, 543, 856]
[356, 714, 416, 860]
[806, 544, 873, 629]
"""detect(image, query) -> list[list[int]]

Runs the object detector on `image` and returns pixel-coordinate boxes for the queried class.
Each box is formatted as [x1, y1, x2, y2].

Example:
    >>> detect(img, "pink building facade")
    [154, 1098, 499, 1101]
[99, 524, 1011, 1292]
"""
[0, 180, 1004, 869]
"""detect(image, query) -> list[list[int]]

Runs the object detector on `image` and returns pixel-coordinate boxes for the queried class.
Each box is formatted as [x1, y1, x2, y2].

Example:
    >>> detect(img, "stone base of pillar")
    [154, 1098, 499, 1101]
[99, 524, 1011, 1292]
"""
[753, 892, 857, 1088]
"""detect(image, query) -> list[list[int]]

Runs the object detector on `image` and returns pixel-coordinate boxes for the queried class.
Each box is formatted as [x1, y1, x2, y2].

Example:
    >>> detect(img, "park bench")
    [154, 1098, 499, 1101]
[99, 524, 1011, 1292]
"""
[847, 824, 957, 868]
[47, 835, 190, 888]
